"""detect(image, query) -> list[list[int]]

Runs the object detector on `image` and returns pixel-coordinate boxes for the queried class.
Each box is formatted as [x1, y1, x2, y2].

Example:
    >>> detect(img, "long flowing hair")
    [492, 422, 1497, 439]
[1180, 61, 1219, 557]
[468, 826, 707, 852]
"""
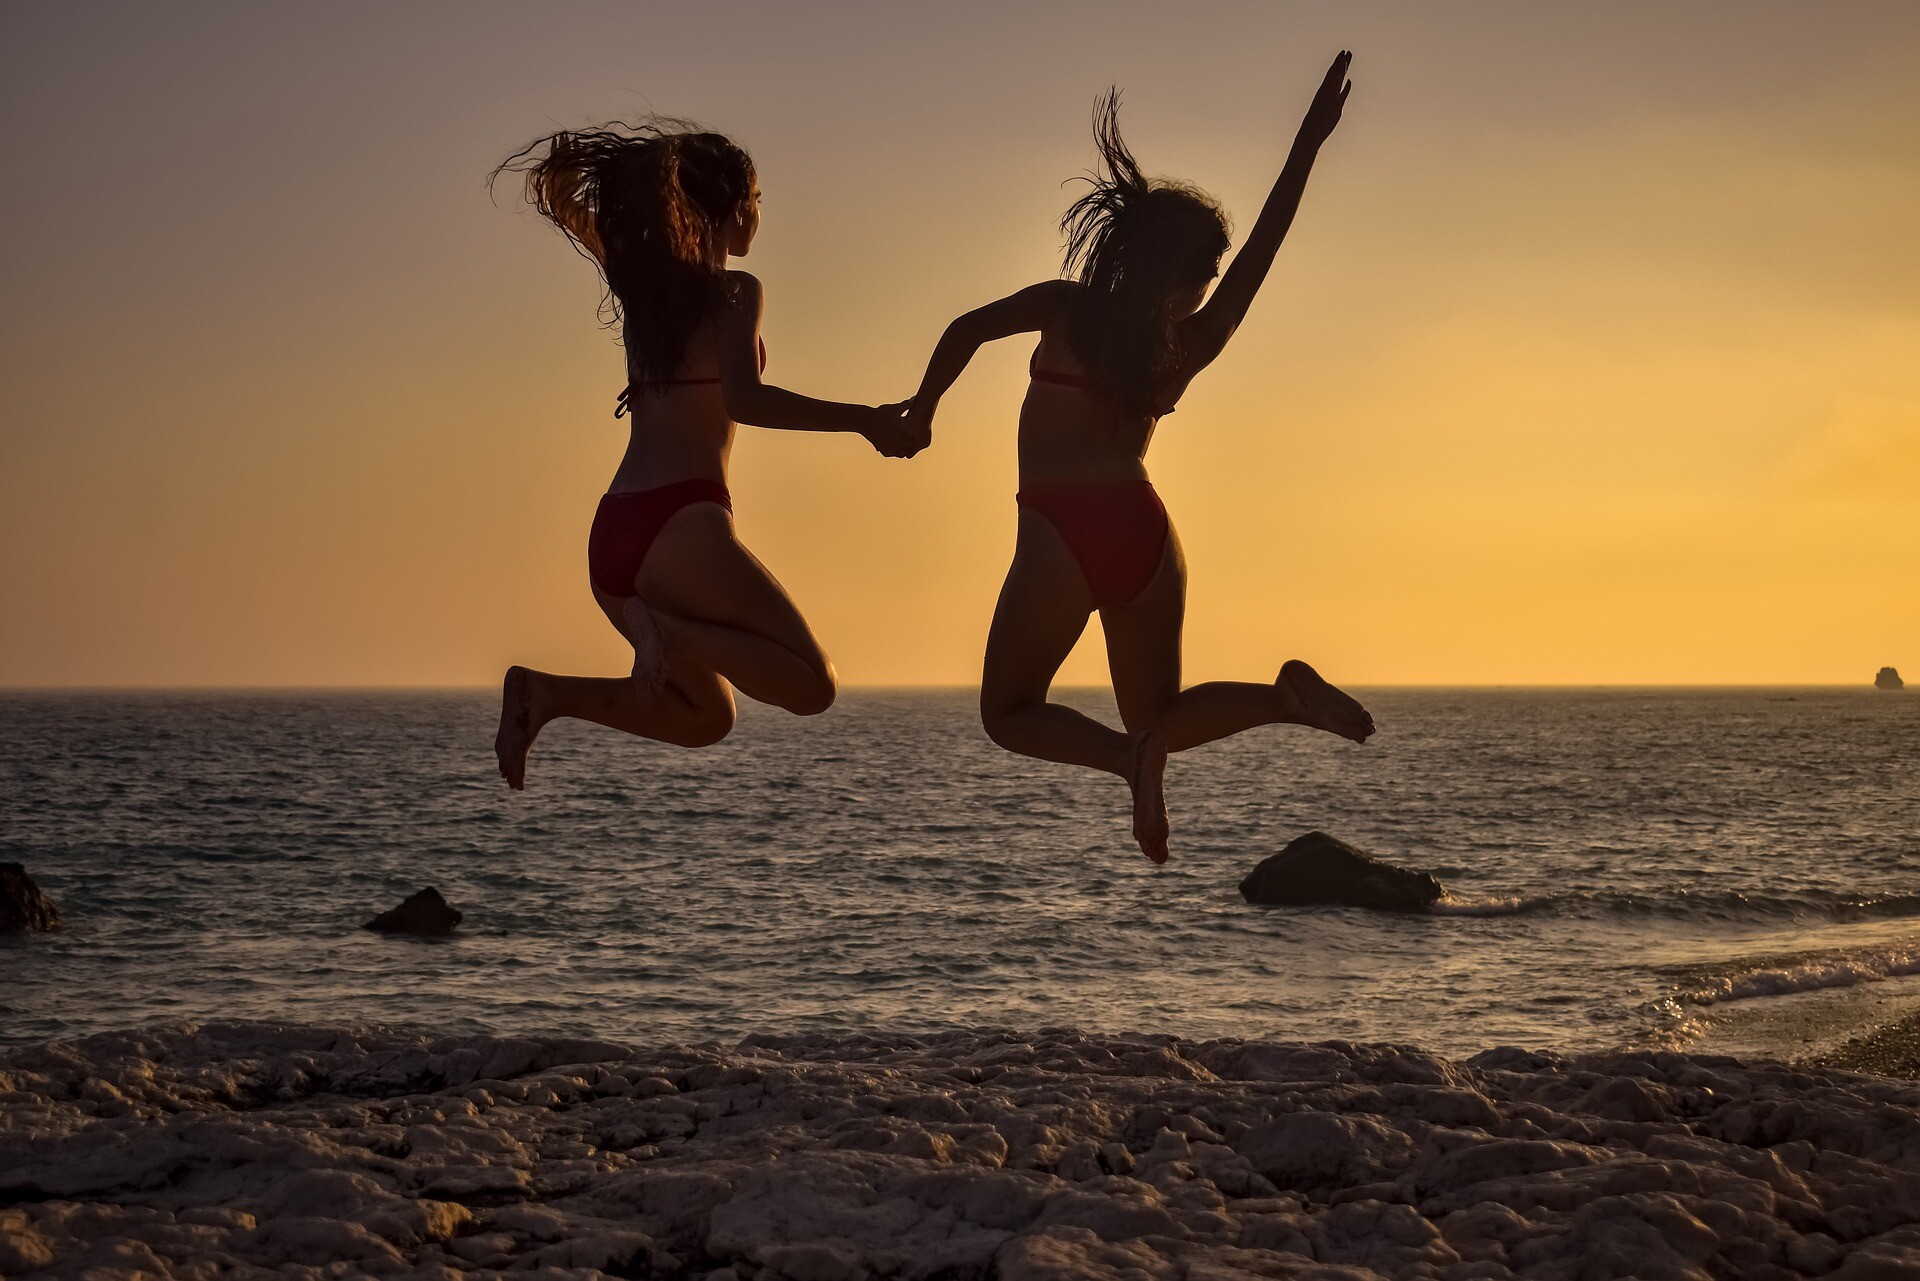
[1060, 91, 1230, 417]
[492, 119, 755, 392]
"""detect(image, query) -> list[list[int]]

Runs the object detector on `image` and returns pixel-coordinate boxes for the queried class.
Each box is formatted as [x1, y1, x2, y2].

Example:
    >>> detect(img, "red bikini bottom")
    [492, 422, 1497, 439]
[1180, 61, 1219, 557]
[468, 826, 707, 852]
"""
[1017, 480, 1170, 609]
[587, 480, 732, 597]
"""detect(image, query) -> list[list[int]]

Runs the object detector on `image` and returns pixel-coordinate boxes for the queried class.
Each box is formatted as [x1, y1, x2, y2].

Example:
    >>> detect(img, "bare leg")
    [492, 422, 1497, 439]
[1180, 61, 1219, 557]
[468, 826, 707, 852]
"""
[636, 505, 836, 716]
[981, 694, 1132, 778]
[1276, 659, 1375, 744]
[1099, 531, 1190, 865]
[1103, 532, 1372, 753]
[981, 511, 1125, 775]
[650, 608, 833, 715]
[495, 502, 833, 788]
[618, 588, 825, 717]
[620, 596, 669, 698]
[1154, 662, 1374, 752]
[495, 665, 535, 790]
[982, 509, 1167, 862]
[526, 665, 734, 747]
[1128, 730, 1170, 865]
[495, 658, 735, 788]
[1153, 681, 1292, 749]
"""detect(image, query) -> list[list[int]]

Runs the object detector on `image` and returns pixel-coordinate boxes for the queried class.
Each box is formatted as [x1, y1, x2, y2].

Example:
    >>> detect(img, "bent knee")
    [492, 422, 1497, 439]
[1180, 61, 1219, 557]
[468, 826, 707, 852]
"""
[1115, 698, 1173, 736]
[981, 717, 1018, 753]
[669, 703, 736, 748]
[978, 695, 1027, 751]
[783, 666, 837, 718]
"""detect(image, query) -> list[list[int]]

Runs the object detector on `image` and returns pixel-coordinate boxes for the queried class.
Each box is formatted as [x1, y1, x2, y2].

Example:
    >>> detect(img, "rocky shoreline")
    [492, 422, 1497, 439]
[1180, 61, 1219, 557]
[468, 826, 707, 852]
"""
[1814, 1009, 1920, 1080]
[4, 1022, 1920, 1278]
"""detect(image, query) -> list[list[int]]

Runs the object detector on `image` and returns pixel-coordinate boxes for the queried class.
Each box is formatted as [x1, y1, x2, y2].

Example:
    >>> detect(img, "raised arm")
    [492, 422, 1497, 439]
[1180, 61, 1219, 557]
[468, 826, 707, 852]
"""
[1180, 51, 1352, 372]
[903, 280, 1073, 443]
[713, 272, 913, 453]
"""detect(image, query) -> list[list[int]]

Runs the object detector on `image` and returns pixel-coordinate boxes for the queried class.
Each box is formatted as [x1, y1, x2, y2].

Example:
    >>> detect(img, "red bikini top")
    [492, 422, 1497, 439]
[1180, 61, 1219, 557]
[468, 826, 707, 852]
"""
[616, 337, 767, 418]
[1028, 348, 1177, 419]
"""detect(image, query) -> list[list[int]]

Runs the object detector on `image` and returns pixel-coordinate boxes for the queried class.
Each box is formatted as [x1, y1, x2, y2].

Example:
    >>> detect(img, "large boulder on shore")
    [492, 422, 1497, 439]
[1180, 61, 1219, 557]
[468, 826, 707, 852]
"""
[1, 863, 61, 932]
[1239, 832, 1444, 913]
[363, 887, 462, 937]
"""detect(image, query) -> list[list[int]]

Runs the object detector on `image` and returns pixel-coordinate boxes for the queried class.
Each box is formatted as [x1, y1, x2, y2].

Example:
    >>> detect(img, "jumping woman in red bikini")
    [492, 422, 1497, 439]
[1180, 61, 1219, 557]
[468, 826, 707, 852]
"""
[902, 53, 1373, 863]
[492, 121, 916, 787]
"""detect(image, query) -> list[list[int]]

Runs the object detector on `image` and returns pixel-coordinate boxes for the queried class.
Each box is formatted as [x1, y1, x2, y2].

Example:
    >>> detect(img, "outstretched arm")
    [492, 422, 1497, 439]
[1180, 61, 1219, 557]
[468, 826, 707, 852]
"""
[1181, 51, 1352, 373]
[715, 273, 914, 454]
[904, 280, 1073, 444]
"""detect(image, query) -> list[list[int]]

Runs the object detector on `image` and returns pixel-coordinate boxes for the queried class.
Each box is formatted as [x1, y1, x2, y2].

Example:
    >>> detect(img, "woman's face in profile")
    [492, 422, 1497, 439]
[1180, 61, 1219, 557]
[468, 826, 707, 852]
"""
[727, 179, 762, 258]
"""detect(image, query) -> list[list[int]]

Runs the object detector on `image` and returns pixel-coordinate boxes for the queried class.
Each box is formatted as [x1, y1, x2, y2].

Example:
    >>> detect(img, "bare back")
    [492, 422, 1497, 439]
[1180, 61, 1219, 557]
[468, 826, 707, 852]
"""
[1018, 294, 1196, 485]
[607, 320, 740, 494]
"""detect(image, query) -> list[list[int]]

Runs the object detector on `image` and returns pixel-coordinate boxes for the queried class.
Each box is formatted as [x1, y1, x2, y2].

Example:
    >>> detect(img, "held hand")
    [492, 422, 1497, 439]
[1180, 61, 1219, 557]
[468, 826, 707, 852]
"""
[901, 398, 936, 455]
[1297, 50, 1352, 149]
[861, 401, 925, 459]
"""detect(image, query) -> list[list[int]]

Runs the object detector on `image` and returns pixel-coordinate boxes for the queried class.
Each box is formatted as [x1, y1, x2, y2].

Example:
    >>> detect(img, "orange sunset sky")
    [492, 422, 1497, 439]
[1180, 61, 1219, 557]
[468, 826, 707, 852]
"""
[2, 2, 1916, 688]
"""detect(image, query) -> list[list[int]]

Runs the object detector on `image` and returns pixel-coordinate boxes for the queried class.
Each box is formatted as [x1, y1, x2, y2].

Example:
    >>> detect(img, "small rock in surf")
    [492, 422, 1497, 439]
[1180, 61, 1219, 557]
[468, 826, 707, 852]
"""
[0, 862, 60, 933]
[1876, 666, 1904, 691]
[1239, 832, 1444, 914]
[363, 887, 462, 936]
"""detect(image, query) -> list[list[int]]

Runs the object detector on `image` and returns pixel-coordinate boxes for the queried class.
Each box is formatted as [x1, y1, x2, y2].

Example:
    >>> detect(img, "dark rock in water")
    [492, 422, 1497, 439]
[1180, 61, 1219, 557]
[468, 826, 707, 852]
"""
[1239, 832, 1444, 914]
[1876, 666, 1904, 691]
[0, 862, 61, 933]
[363, 887, 462, 936]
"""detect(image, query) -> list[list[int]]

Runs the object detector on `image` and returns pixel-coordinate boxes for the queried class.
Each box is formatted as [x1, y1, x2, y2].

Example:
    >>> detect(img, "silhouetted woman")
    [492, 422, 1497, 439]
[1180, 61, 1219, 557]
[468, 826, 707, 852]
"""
[492, 121, 915, 787]
[902, 54, 1373, 861]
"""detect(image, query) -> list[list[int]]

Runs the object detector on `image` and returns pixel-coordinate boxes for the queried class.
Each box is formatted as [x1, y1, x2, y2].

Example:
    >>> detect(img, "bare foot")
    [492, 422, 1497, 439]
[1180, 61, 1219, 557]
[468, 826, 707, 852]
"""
[1129, 730, 1170, 865]
[1279, 659, 1375, 744]
[495, 665, 534, 790]
[621, 596, 669, 699]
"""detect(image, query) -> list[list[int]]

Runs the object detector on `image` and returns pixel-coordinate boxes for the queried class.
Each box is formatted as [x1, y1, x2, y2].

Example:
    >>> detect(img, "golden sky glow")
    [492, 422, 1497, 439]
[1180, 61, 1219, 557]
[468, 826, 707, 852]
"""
[2, 2, 1916, 687]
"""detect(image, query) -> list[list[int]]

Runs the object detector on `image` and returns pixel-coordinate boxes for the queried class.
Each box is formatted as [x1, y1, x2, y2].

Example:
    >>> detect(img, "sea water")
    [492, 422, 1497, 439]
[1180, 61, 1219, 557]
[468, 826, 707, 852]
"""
[2, 689, 1915, 1057]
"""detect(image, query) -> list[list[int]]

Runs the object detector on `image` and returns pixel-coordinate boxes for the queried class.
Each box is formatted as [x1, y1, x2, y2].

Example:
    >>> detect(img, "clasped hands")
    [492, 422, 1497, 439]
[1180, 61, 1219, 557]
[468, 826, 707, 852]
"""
[860, 398, 934, 460]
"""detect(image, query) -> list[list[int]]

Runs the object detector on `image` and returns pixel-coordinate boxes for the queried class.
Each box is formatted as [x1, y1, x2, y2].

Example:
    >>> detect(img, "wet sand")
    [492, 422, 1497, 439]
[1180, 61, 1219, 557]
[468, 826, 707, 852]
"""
[1816, 1009, 1920, 1079]
[1692, 973, 1920, 1082]
[5, 1021, 1920, 1278]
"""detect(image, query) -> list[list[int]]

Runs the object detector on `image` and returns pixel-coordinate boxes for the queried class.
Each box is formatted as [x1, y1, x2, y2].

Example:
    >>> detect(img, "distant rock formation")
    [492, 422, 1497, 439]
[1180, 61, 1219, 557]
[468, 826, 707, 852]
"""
[1876, 667, 1904, 691]
[0, 863, 61, 933]
[363, 887, 462, 937]
[1239, 832, 1444, 914]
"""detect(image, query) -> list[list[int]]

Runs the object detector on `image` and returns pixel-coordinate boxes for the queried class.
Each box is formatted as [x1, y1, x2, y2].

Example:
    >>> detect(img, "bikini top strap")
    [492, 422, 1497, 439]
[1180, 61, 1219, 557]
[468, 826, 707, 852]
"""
[614, 338, 767, 417]
[1030, 355, 1144, 406]
[1026, 348, 1178, 420]
[1027, 349, 1100, 393]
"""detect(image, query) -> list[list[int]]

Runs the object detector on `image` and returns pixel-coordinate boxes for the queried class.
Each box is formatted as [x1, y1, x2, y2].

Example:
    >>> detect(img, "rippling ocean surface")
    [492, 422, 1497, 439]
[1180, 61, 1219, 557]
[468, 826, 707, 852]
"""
[3, 690, 1915, 1056]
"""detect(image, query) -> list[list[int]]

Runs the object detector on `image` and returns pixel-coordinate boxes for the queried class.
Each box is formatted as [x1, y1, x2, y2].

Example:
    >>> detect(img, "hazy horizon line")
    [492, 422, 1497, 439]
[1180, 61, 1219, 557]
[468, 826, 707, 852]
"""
[0, 682, 1904, 695]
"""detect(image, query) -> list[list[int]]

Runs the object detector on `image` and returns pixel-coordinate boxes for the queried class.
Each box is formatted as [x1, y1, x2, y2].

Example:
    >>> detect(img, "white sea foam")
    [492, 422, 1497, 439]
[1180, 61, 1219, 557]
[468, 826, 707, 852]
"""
[1428, 893, 1529, 917]
[1680, 944, 1920, 1007]
[1430, 887, 1920, 923]
[4, 1021, 1919, 1279]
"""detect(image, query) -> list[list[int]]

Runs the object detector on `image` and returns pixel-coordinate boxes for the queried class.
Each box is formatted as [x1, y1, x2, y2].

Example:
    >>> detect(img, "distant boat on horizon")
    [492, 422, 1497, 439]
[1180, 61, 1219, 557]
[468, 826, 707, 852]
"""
[1875, 666, 1904, 690]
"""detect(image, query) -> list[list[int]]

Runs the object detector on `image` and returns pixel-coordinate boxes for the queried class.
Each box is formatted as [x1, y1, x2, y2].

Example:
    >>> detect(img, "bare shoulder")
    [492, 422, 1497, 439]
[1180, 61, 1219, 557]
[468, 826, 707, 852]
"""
[722, 269, 764, 307]
[1024, 280, 1080, 340]
[1031, 278, 1080, 308]
[712, 270, 764, 332]
[977, 279, 1077, 335]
